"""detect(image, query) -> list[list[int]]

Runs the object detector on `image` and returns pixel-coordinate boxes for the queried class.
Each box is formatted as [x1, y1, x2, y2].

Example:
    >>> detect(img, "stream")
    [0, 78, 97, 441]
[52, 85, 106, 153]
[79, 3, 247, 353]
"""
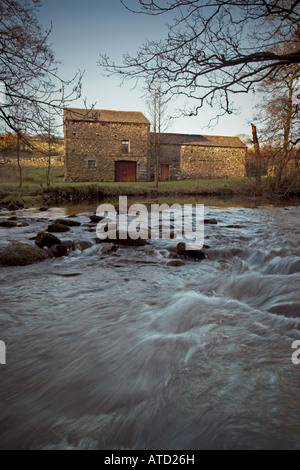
[0, 200, 300, 449]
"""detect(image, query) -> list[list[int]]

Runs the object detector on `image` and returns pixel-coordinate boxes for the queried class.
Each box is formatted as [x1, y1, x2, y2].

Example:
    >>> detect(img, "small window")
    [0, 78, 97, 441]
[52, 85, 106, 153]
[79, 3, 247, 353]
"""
[121, 140, 130, 153]
[88, 160, 96, 168]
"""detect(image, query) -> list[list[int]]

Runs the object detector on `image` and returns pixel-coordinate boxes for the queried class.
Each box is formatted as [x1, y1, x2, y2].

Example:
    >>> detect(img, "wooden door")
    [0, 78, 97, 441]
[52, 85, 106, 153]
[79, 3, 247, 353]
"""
[115, 161, 137, 182]
[161, 164, 170, 181]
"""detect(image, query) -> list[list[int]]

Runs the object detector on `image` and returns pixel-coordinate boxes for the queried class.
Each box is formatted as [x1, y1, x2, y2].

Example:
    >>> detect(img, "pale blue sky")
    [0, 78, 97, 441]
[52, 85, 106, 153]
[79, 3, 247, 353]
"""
[37, 0, 257, 137]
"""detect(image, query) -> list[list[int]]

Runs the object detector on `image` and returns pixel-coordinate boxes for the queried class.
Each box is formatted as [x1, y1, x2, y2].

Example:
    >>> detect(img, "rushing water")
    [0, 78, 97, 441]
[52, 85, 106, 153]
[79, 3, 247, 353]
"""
[0, 201, 300, 450]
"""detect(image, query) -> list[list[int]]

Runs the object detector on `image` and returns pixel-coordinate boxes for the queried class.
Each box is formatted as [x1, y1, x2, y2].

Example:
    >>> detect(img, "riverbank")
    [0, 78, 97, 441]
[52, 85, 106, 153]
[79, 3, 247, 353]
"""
[1, 166, 300, 209]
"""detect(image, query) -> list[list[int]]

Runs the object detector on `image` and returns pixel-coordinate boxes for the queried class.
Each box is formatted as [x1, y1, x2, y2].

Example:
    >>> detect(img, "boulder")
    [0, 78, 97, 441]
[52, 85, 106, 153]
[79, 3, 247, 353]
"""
[55, 218, 81, 227]
[113, 238, 147, 247]
[50, 241, 74, 258]
[89, 215, 104, 223]
[0, 220, 17, 228]
[39, 207, 49, 212]
[0, 241, 48, 266]
[18, 221, 30, 227]
[100, 243, 118, 255]
[35, 231, 61, 248]
[176, 242, 206, 260]
[7, 203, 20, 211]
[47, 223, 71, 233]
[73, 241, 93, 251]
[204, 218, 218, 225]
[167, 260, 186, 267]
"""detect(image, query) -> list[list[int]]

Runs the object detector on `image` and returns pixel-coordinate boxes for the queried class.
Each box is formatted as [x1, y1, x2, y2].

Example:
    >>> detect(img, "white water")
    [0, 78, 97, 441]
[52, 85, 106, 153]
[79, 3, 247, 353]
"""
[0, 203, 300, 449]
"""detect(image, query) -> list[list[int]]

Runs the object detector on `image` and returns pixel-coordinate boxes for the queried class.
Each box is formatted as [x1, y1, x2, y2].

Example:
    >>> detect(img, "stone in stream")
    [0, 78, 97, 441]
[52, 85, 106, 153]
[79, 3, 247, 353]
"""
[55, 218, 81, 227]
[176, 242, 206, 260]
[47, 223, 71, 233]
[167, 259, 186, 267]
[89, 215, 104, 223]
[0, 220, 17, 228]
[35, 231, 61, 248]
[50, 242, 73, 258]
[204, 218, 218, 225]
[0, 241, 48, 266]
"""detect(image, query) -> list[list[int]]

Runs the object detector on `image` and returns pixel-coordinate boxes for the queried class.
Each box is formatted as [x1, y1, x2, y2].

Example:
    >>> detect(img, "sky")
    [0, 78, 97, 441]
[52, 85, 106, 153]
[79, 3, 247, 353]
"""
[36, 0, 258, 138]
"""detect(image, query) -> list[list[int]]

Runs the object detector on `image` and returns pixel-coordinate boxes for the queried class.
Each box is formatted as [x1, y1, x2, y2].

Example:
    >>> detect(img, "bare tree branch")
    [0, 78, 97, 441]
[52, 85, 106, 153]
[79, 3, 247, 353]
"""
[99, 0, 300, 118]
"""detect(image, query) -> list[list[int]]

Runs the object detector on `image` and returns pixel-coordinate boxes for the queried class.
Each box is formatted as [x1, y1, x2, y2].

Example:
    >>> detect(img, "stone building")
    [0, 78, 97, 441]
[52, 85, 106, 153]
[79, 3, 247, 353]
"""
[151, 133, 247, 181]
[64, 108, 246, 182]
[64, 108, 150, 182]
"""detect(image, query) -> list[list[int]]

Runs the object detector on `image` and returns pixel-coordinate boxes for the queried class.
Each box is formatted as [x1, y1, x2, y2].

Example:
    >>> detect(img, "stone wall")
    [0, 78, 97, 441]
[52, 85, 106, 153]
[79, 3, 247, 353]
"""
[0, 155, 64, 168]
[180, 145, 246, 179]
[64, 120, 149, 182]
[149, 143, 182, 181]
[149, 143, 246, 180]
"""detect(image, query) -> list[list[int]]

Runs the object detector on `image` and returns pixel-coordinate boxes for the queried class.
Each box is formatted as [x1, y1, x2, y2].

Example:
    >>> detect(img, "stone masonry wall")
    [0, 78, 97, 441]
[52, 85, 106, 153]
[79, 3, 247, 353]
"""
[180, 145, 246, 179]
[0, 155, 64, 168]
[149, 144, 182, 181]
[65, 120, 149, 182]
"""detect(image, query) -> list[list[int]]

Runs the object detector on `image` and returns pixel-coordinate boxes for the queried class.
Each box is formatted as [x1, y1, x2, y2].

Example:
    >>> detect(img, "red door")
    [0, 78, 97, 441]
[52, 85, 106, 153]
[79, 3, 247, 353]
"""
[115, 161, 137, 182]
[161, 164, 170, 181]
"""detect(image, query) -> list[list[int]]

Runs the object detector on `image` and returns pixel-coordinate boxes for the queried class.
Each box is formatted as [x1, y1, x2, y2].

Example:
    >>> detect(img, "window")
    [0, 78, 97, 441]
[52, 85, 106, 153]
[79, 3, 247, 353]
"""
[88, 160, 96, 169]
[121, 140, 130, 153]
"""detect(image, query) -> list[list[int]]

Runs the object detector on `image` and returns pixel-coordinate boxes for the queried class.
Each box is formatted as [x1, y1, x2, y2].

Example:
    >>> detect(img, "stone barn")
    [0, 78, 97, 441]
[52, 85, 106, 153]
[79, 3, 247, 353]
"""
[150, 133, 247, 181]
[64, 108, 246, 182]
[64, 108, 150, 182]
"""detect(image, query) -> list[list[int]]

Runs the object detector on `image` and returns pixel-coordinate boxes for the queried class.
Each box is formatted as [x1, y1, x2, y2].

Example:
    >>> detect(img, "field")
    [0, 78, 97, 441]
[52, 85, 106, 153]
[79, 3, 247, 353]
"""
[0, 165, 298, 208]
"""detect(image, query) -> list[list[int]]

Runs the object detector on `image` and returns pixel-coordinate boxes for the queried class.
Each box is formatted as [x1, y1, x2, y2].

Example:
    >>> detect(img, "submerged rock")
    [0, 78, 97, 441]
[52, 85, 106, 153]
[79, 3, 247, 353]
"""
[47, 223, 71, 233]
[100, 243, 118, 255]
[167, 259, 186, 267]
[0, 220, 18, 228]
[176, 242, 206, 260]
[89, 215, 104, 223]
[55, 218, 81, 227]
[0, 241, 48, 266]
[204, 218, 218, 225]
[113, 238, 147, 247]
[35, 232, 61, 248]
[50, 242, 73, 258]
[18, 221, 30, 227]
[73, 241, 93, 251]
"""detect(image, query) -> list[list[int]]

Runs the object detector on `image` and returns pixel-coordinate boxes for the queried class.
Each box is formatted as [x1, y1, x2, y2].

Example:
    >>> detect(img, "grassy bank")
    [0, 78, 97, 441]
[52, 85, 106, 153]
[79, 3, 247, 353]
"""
[0, 166, 299, 207]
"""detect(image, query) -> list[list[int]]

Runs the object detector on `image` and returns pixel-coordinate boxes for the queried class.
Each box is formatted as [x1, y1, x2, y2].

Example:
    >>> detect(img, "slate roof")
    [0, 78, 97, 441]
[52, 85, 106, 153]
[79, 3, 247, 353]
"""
[64, 108, 150, 125]
[158, 133, 246, 148]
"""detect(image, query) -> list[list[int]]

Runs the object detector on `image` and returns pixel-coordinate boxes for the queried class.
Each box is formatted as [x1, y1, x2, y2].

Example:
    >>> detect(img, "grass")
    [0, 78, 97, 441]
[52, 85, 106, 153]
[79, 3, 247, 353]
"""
[0, 165, 299, 207]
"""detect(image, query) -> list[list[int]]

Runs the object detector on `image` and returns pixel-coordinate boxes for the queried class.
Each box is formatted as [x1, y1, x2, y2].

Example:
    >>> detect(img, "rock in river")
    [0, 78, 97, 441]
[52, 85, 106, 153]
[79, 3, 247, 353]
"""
[176, 242, 206, 260]
[47, 223, 71, 233]
[0, 241, 48, 266]
[35, 231, 61, 248]
[55, 218, 81, 227]
[0, 220, 18, 228]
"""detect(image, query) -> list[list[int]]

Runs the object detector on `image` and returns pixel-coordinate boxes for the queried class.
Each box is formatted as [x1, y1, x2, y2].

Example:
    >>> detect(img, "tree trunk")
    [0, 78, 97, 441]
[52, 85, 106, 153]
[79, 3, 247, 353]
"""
[46, 127, 51, 187]
[17, 132, 22, 188]
[251, 123, 261, 194]
[276, 77, 294, 187]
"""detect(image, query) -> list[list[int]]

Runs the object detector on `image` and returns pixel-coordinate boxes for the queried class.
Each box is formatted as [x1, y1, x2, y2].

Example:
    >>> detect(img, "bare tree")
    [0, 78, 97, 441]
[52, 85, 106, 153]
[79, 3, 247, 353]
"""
[146, 82, 171, 186]
[0, 0, 83, 134]
[251, 123, 262, 193]
[253, 59, 299, 187]
[100, 0, 299, 120]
